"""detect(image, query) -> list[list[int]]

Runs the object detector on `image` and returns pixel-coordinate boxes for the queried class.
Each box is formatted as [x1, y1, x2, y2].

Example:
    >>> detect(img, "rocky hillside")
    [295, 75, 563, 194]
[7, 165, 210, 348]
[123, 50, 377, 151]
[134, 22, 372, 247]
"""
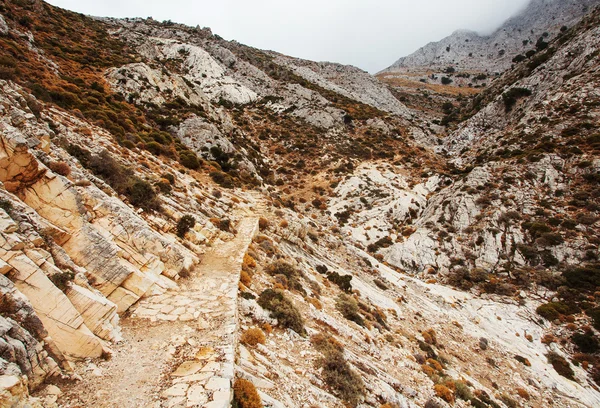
[0, 1, 599, 408]
[377, 0, 600, 105]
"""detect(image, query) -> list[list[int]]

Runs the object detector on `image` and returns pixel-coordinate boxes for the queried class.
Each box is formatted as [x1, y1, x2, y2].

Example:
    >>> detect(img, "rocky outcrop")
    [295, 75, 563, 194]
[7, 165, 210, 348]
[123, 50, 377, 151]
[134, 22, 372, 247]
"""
[105, 39, 258, 106]
[0, 78, 203, 403]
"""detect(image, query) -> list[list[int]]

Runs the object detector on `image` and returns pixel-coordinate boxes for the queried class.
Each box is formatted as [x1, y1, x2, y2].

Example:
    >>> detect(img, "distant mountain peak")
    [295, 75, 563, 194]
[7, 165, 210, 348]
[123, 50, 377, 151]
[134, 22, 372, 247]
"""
[381, 0, 600, 74]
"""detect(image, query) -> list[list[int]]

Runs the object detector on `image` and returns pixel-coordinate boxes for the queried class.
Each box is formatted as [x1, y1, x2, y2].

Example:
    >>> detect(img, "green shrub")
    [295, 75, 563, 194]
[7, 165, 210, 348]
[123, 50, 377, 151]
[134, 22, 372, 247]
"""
[210, 170, 234, 188]
[336, 294, 364, 326]
[547, 352, 575, 380]
[503, 87, 532, 111]
[156, 180, 172, 194]
[127, 179, 160, 211]
[316, 342, 365, 406]
[537, 232, 564, 246]
[145, 141, 163, 156]
[179, 151, 200, 169]
[88, 150, 132, 194]
[563, 264, 600, 288]
[257, 289, 305, 335]
[327, 272, 353, 292]
[176, 215, 196, 238]
[587, 308, 600, 331]
[572, 332, 600, 353]
[67, 144, 92, 167]
[366, 236, 393, 253]
[536, 302, 579, 321]
[49, 271, 75, 292]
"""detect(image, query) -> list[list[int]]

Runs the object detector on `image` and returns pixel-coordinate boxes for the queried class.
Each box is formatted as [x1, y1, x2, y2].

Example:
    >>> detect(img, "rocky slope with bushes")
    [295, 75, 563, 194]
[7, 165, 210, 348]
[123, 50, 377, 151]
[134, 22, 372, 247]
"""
[0, 1, 599, 407]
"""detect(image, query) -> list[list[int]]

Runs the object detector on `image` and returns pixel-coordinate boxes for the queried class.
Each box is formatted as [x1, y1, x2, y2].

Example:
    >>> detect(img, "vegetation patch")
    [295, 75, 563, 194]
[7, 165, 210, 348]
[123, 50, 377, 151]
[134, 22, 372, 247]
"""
[257, 289, 305, 335]
[233, 378, 262, 408]
[311, 333, 365, 406]
[176, 215, 196, 238]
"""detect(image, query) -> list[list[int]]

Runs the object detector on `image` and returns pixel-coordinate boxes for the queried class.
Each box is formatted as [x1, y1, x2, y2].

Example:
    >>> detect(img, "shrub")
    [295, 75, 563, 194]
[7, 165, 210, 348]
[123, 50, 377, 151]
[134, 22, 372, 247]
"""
[367, 236, 393, 253]
[455, 381, 473, 401]
[241, 328, 266, 347]
[516, 388, 530, 400]
[514, 355, 531, 367]
[316, 344, 364, 406]
[441, 77, 453, 85]
[242, 254, 256, 270]
[503, 87, 532, 111]
[162, 173, 175, 184]
[572, 332, 600, 353]
[536, 303, 560, 320]
[210, 171, 234, 188]
[336, 294, 364, 326]
[327, 271, 353, 292]
[547, 352, 575, 380]
[563, 264, 600, 288]
[49, 271, 75, 292]
[233, 378, 262, 408]
[258, 217, 269, 231]
[265, 261, 304, 293]
[240, 292, 256, 300]
[311, 333, 344, 355]
[179, 151, 200, 169]
[176, 214, 196, 238]
[422, 329, 437, 345]
[588, 308, 600, 331]
[127, 179, 160, 211]
[434, 384, 454, 403]
[48, 161, 71, 176]
[156, 179, 172, 194]
[316, 265, 328, 274]
[537, 232, 564, 246]
[373, 278, 388, 290]
[0, 200, 12, 213]
[240, 270, 252, 286]
[424, 400, 444, 408]
[67, 144, 92, 167]
[257, 289, 305, 334]
[500, 394, 518, 408]
[145, 141, 163, 156]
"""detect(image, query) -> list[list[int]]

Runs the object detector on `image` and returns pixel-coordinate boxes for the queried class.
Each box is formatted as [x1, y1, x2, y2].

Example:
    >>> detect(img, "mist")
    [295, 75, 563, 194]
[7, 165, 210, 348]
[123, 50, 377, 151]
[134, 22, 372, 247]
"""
[45, 0, 531, 73]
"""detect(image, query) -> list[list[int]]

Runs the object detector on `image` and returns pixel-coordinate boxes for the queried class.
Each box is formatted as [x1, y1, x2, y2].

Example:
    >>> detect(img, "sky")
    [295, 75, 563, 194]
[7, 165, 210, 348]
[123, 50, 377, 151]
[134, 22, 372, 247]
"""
[45, 0, 531, 73]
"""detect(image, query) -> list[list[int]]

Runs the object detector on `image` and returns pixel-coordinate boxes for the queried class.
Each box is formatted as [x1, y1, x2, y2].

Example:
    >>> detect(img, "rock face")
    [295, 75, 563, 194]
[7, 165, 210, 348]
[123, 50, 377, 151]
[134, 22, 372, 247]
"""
[0, 77, 203, 402]
[382, 0, 600, 75]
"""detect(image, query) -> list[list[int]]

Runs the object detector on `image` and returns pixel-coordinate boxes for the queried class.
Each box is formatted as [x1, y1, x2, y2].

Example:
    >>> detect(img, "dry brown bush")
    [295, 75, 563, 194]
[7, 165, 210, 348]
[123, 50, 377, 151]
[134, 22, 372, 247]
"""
[241, 328, 266, 347]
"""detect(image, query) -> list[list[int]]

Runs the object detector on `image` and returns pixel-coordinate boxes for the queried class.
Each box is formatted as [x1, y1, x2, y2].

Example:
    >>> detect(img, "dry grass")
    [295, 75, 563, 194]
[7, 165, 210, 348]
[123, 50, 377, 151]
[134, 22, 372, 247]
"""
[240, 328, 266, 347]
[240, 270, 252, 287]
[233, 378, 262, 408]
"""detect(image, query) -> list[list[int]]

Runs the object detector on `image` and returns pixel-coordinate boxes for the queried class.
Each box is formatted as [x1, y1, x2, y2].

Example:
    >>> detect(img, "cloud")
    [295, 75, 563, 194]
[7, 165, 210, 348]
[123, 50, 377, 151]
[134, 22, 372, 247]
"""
[46, 0, 531, 73]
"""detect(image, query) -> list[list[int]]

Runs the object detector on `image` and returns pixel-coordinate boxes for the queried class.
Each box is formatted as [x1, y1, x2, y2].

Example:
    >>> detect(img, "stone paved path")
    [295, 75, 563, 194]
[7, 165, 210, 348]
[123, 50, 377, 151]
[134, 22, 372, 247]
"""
[58, 216, 259, 408]
[130, 216, 259, 408]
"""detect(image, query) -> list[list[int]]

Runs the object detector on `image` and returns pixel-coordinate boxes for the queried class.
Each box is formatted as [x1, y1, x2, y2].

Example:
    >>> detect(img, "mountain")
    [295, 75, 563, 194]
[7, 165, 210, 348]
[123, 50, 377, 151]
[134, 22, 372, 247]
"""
[378, 0, 600, 99]
[0, 1, 599, 408]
